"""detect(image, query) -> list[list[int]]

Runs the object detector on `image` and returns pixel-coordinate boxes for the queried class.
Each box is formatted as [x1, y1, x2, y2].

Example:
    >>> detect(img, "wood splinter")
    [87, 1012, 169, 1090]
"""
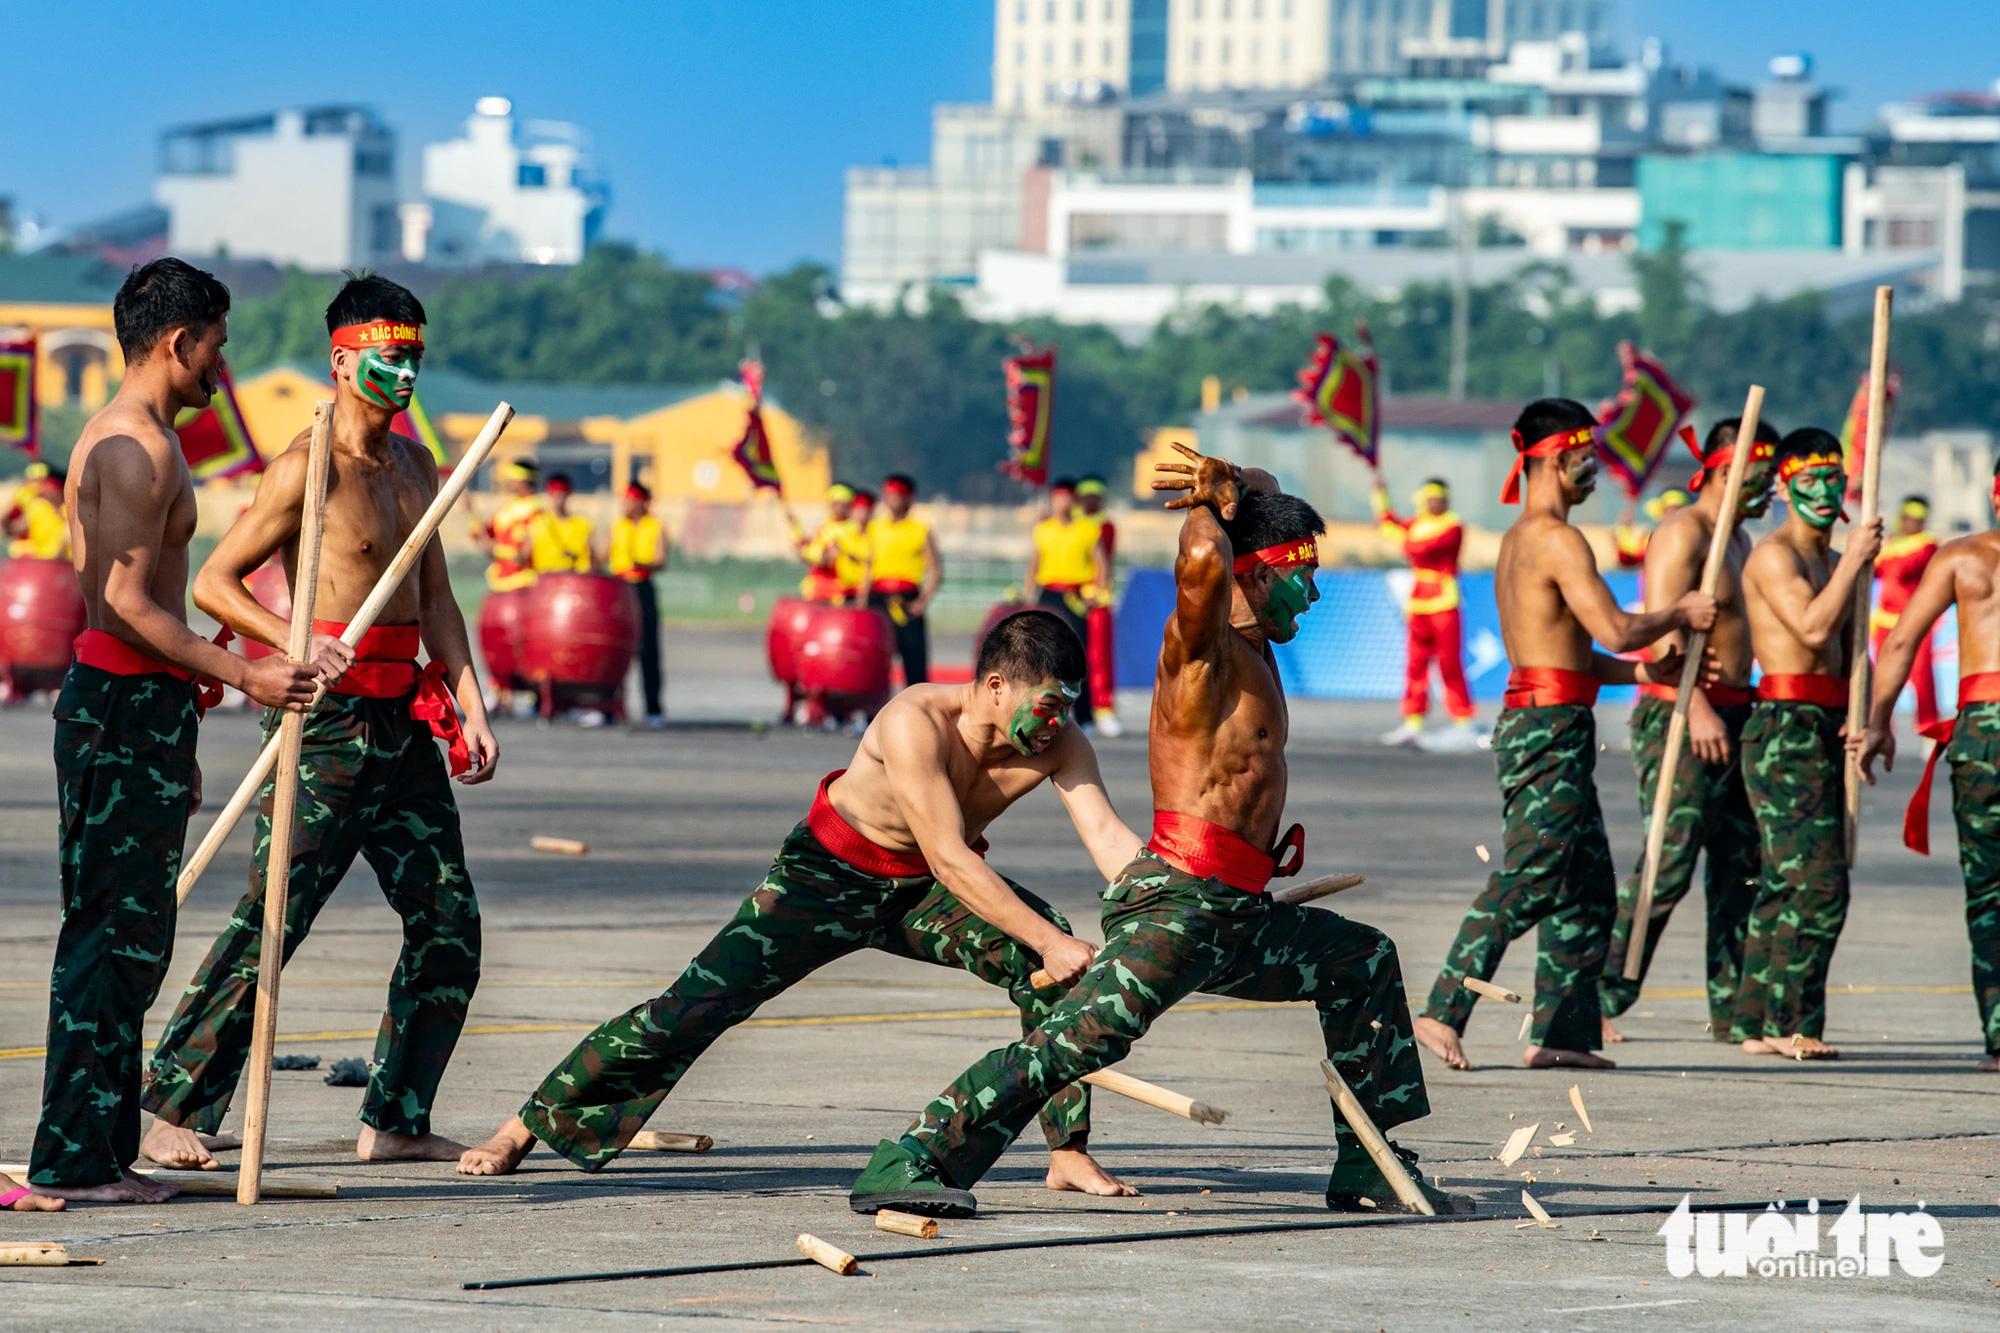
[1568, 1084, 1594, 1135]
[795, 1233, 858, 1275]
[1497, 1124, 1539, 1168]
[1464, 977, 1522, 1004]
[628, 1132, 713, 1154]
[1517, 1190, 1561, 1230]
[875, 1209, 940, 1239]
[531, 836, 589, 856]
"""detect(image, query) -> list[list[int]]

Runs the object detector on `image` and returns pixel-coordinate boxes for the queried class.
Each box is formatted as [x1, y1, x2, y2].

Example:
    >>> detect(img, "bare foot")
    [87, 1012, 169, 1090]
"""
[1524, 1045, 1616, 1069]
[1740, 1038, 1776, 1055]
[1046, 1145, 1139, 1197]
[141, 1119, 221, 1170]
[2, 1187, 65, 1213]
[27, 1168, 179, 1205]
[356, 1125, 469, 1162]
[1601, 1016, 1626, 1044]
[1414, 1016, 1474, 1071]
[455, 1118, 537, 1176]
[1782, 1035, 1839, 1061]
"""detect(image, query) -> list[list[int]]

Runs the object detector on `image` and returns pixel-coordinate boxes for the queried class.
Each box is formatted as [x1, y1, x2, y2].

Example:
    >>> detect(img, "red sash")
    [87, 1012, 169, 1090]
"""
[1903, 672, 2000, 856]
[1640, 681, 1754, 708]
[872, 578, 920, 595]
[1756, 673, 1849, 709]
[806, 770, 987, 879]
[72, 628, 231, 716]
[313, 620, 470, 776]
[1502, 667, 1600, 710]
[1146, 809, 1303, 896]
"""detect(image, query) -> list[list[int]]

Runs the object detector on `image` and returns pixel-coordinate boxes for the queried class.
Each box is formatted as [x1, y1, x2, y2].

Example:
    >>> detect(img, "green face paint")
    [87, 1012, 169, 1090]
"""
[1738, 459, 1778, 518]
[1257, 567, 1318, 643]
[356, 345, 420, 410]
[1788, 468, 1846, 530]
[1006, 679, 1080, 756]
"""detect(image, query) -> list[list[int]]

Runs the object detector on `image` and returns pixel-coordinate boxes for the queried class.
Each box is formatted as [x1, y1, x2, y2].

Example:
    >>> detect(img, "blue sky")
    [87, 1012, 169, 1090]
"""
[5, 2, 1993, 275]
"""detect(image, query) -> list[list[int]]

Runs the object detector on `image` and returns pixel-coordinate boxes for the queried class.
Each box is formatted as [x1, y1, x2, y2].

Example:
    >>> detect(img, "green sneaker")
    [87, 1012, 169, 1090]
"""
[848, 1138, 977, 1218]
[1325, 1138, 1475, 1216]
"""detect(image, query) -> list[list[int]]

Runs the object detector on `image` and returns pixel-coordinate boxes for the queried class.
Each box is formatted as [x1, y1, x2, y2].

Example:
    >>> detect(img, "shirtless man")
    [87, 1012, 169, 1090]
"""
[1600, 417, 1780, 1043]
[1729, 427, 1881, 1060]
[141, 274, 498, 1168]
[23, 259, 319, 1207]
[848, 444, 1463, 1219]
[458, 609, 1137, 1198]
[1416, 399, 1715, 1073]
[1854, 460, 2000, 1070]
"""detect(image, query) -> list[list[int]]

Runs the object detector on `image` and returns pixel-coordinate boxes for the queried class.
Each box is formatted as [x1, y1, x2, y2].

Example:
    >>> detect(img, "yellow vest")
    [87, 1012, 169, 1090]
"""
[8, 494, 69, 561]
[532, 512, 594, 573]
[1034, 515, 1101, 589]
[831, 517, 871, 594]
[867, 516, 929, 592]
[485, 495, 549, 591]
[609, 515, 665, 581]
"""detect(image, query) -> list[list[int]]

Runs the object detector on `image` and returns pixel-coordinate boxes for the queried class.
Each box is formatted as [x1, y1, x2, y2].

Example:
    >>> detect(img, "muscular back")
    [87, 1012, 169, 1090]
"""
[66, 404, 198, 632]
[1645, 504, 1752, 684]
[1493, 513, 1597, 671]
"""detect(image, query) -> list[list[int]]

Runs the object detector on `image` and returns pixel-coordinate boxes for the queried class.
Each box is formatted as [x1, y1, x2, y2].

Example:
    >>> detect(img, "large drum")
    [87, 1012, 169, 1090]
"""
[0, 556, 86, 699]
[522, 573, 639, 717]
[766, 596, 817, 687]
[797, 603, 894, 718]
[478, 587, 530, 690]
[239, 561, 292, 661]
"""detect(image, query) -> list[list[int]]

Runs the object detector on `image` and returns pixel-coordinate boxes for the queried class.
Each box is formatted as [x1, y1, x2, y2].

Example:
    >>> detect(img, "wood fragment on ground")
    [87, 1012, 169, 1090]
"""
[1568, 1085, 1594, 1134]
[1498, 1123, 1539, 1167]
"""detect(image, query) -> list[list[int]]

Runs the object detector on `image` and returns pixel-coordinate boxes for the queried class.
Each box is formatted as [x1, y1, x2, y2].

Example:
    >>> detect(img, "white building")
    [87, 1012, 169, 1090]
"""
[154, 107, 401, 270]
[415, 98, 609, 266]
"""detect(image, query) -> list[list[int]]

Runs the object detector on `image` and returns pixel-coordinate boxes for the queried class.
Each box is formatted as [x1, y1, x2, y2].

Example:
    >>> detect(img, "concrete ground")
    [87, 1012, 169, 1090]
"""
[2, 628, 1996, 1329]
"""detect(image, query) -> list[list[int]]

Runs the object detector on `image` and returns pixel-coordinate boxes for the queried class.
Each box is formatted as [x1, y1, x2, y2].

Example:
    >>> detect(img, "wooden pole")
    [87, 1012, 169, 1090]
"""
[1845, 286, 1894, 866]
[176, 402, 516, 905]
[1318, 1058, 1433, 1215]
[1080, 1068, 1227, 1125]
[1625, 385, 1766, 980]
[237, 401, 334, 1206]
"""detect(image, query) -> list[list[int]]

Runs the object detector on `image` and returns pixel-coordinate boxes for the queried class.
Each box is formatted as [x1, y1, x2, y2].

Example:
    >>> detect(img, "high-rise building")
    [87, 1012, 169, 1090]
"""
[414, 98, 610, 266]
[994, 0, 1135, 110]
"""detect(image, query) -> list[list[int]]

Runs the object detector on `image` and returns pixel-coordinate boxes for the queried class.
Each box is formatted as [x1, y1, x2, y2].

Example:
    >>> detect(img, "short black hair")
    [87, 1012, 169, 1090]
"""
[1704, 414, 1782, 453]
[1050, 476, 1078, 492]
[324, 271, 426, 333]
[975, 608, 1086, 686]
[1778, 427, 1842, 464]
[114, 258, 231, 361]
[1221, 488, 1325, 560]
[1512, 397, 1597, 445]
[884, 472, 917, 494]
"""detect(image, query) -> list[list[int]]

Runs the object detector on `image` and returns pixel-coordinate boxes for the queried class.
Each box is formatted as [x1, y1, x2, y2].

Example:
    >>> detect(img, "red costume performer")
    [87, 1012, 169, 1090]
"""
[1374, 479, 1474, 727]
[1873, 498, 1940, 731]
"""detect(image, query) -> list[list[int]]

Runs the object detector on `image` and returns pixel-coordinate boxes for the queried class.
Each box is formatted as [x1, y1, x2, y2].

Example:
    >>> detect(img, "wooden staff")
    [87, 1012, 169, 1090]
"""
[1080, 1068, 1227, 1125]
[237, 401, 334, 1206]
[1626, 385, 1766, 981]
[1845, 286, 1894, 866]
[1318, 1058, 1432, 1216]
[176, 402, 516, 905]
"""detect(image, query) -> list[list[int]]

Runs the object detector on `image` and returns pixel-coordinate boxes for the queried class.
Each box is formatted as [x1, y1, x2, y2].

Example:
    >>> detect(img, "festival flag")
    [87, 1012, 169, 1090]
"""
[0, 336, 37, 458]
[1000, 344, 1056, 486]
[173, 358, 263, 481]
[1292, 321, 1379, 466]
[393, 389, 449, 469]
[729, 359, 782, 491]
[1594, 341, 1696, 499]
[1838, 368, 1900, 501]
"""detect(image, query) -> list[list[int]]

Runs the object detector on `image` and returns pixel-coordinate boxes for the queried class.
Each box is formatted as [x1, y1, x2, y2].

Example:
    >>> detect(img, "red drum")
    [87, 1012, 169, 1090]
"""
[239, 561, 292, 661]
[522, 573, 639, 694]
[797, 604, 893, 715]
[478, 587, 530, 689]
[766, 596, 817, 686]
[0, 556, 86, 699]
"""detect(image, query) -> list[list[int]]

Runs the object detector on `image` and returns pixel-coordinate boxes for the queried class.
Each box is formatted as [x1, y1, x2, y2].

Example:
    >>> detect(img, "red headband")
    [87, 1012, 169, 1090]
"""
[882, 478, 913, 496]
[1231, 537, 1319, 575]
[624, 484, 648, 501]
[1777, 451, 1843, 485]
[1501, 426, 1595, 504]
[546, 477, 572, 493]
[1688, 437, 1775, 492]
[330, 320, 423, 351]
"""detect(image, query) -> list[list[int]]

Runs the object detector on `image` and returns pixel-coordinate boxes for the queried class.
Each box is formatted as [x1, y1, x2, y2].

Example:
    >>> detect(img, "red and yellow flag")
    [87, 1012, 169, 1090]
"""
[0, 336, 37, 458]
[730, 359, 782, 492]
[1839, 369, 1900, 502]
[1000, 345, 1056, 486]
[1293, 322, 1379, 466]
[1595, 342, 1695, 500]
[174, 358, 263, 481]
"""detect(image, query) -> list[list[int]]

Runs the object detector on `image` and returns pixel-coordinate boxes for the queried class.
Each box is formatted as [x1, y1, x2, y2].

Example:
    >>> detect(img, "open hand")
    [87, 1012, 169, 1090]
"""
[1152, 443, 1242, 520]
[1688, 703, 1731, 766]
[1848, 724, 1895, 783]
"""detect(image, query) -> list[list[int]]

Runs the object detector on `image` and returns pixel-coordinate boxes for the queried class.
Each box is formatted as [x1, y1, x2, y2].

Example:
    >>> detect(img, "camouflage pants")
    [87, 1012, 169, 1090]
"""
[1601, 696, 1760, 1026]
[1730, 701, 1849, 1042]
[31, 666, 200, 1187]
[518, 821, 1090, 1170]
[1424, 704, 1616, 1052]
[1947, 703, 2000, 1054]
[903, 850, 1428, 1191]
[143, 691, 478, 1137]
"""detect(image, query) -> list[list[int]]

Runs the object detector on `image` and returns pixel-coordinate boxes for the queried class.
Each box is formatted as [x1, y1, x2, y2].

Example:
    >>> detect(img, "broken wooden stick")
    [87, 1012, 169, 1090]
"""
[1081, 1068, 1227, 1125]
[0, 1164, 338, 1200]
[795, 1233, 858, 1275]
[875, 1210, 939, 1239]
[628, 1132, 713, 1154]
[0, 1243, 78, 1267]
[1498, 1123, 1539, 1167]
[531, 835, 588, 856]
[1568, 1084, 1594, 1135]
[1464, 977, 1522, 1004]
[1270, 872, 1365, 905]
[1318, 1058, 1433, 1216]
[1518, 1190, 1561, 1229]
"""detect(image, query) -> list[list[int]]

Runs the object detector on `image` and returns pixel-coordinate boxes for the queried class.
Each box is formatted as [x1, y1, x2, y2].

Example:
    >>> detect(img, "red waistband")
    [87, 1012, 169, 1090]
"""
[872, 579, 920, 595]
[1755, 673, 1849, 708]
[314, 620, 422, 697]
[1503, 667, 1601, 710]
[73, 628, 230, 716]
[1040, 582, 1083, 594]
[1904, 671, 2000, 855]
[806, 770, 986, 879]
[1640, 681, 1754, 708]
[1145, 809, 1303, 896]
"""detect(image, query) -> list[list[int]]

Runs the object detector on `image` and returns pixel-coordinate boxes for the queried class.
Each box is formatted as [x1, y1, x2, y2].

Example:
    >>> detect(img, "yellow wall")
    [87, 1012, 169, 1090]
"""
[232, 364, 325, 459]
[602, 388, 830, 504]
[0, 301, 123, 411]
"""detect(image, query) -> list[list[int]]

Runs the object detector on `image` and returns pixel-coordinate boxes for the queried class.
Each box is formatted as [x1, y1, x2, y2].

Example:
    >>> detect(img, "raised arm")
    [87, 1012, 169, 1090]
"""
[1747, 522, 1883, 653]
[1548, 523, 1715, 653]
[1152, 444, 1246, 675]
[879, 710, 1096, 984]
[1047, 726, 1144, 880]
